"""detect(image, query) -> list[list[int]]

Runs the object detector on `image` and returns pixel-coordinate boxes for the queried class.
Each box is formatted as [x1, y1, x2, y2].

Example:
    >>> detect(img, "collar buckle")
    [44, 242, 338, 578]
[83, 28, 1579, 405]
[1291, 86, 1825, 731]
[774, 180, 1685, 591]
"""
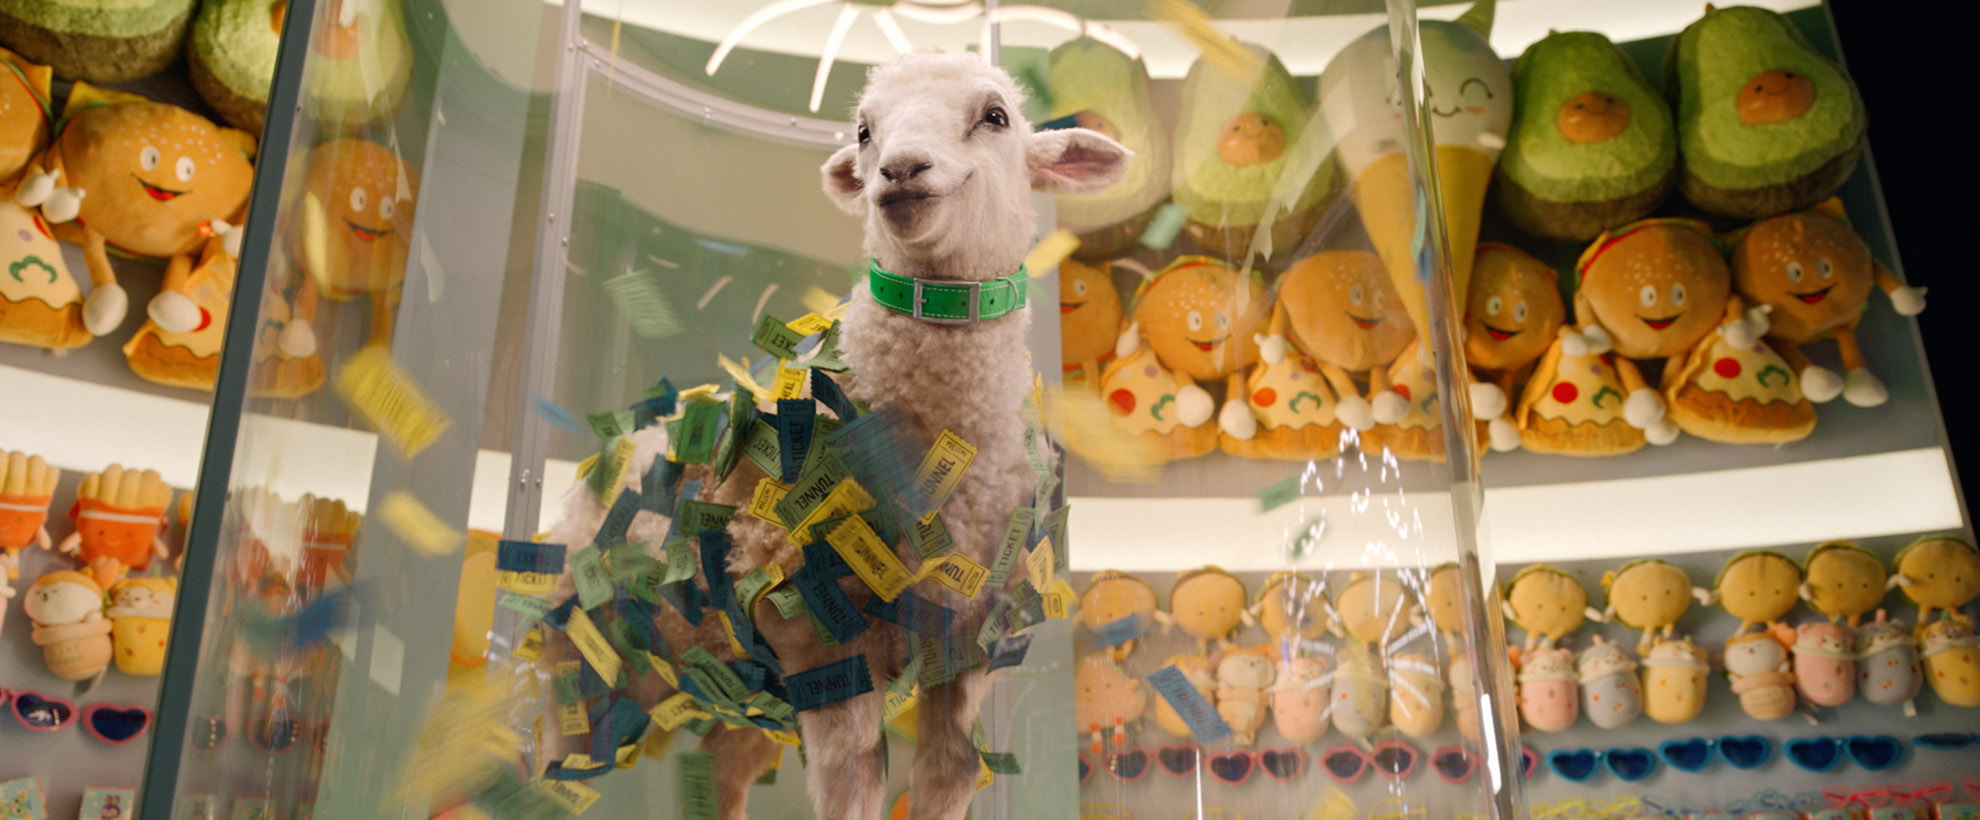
[912, 278, 980, 325]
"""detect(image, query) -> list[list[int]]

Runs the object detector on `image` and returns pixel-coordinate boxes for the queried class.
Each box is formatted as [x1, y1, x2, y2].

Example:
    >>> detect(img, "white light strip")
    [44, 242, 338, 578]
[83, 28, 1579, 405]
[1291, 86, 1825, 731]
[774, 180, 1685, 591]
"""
[893, 1, 984, 26]
[871, 9, 914, 55]
[810, 4, 861, 112]
[704, 0, 836, 76]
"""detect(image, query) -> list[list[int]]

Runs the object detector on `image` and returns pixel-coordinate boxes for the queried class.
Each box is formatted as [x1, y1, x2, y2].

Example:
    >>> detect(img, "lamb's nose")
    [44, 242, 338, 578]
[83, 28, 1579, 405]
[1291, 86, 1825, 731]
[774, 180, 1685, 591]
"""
[880, 158, 932, 182]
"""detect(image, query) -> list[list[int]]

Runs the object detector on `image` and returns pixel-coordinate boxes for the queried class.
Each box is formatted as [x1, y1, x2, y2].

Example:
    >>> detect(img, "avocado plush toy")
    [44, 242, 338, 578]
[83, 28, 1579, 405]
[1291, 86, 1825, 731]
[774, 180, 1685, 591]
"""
[0, 0, 195, 82]
[1171, 40, 1334, 259]
[303, 0, 413, 134]
[1666, 5, 1866, 218]
[1497, 31, 1676, 241]
[188, 0, 286, 132]
[1047, 38, 1170, 261]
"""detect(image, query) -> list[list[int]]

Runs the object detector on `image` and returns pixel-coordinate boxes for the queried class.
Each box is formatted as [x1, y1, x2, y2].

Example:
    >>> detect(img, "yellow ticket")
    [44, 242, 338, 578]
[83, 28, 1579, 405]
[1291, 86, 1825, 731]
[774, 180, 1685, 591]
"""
[919, 553, 989, 600]
[333, 346, 452, 457]
[911, 430, 976, 519]
[558, 701, 589, 736]
[616, 742, 641, 768]
[826, 516, 909, 601]
[1026, 537, 1056, 591]
[762, 729, 801, 747]
[379, 492, 462, 557]
[649, 653, 678, 687]
[717, 354, 771, 399]
[513, 626, 545, 662]
[786, 313, 834, 336]
[748, 478, 790, 528]
[802, 286, 847, 319]
[566, 608, 622, 685]
[601, 435, 638, 496]
[559, 753, 605, 772]
[650, 692, 710, 730]
[771, 362, 807, 400]
[975, 755, 994, 793]
[533, 778, 602, 816]
[1043, 578, 1076, 619]
[788, 477, 875, 544]
[882, 684, 918, 723]
[1022, 229, 1080, 277]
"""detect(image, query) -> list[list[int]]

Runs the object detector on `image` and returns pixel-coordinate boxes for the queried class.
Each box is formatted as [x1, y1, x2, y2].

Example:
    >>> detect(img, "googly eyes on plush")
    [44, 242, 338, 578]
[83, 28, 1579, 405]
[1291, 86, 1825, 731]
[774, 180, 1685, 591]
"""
[1670, 284, 1687, 306]
[1215, 311, 1230, 331]
[175, 157, 196, 182]
[1787, 262, 1804, 283]
[1073, 279, 1088, 296]
[1514, 300, 1530, 321]
[349, 186, 368, 213]
[1487, 295, 1503, 315]
[1817, 258, 1833, 279]
[1639, 285, 1656, 307]
[141, 146, 161, 171]
[1187, 310, 1203, 331]
[1351, 285, 1366, 306]
[380, 198, 395, 220]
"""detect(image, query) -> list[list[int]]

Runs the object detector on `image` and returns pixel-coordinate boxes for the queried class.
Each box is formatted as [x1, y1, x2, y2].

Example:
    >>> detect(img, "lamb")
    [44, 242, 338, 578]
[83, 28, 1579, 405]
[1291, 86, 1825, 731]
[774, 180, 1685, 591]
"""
[542, 53, 1129, 820]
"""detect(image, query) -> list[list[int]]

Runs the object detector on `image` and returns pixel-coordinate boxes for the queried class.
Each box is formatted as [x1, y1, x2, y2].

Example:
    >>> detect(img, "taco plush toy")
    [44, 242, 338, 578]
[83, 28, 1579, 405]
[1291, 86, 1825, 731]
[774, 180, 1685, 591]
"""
[0, 0, 194, 82]
[1232, 251, 1412, 460]
[1666, 4, 1866, 218]
[1103, 257, 1265, 461]
[1047, 38, 1171, 261]
[187, 0, 287, 132]
[1892, 536, 1980, 626]
[1171, 40, 1332, 259]
[288, 136, 418, 349]
[1799, 540, 1887, 627]
[0, 449, 56, 579]
[15, 85, 256, 343]
[302, 0, 413, 133]
[1466, 245, 1567, 452]
[1707, 550, 1802, 635]
[1730, 198, 1926, 408]
[1059, 258, 1124, 389]
[1496, 31, 1676, 241]
[0, 45, 51, 183]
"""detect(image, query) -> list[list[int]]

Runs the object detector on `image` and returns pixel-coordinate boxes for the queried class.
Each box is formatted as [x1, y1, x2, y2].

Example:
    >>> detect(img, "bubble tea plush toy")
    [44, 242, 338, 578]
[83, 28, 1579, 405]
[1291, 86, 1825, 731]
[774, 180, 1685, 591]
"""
[1149, 653, 1216, 739]
[1641, 636, 1710, 724]
[1079, 571, 1160, 661]
[1332, 642, 1386, 741]
[1576, 635, 1642, 729]
[107, 576, 175, 676]
[23, 569, 112, 680]
[1724, 630, 1796, 721]
[1602, 558, 1705, 653]
[1389, 652, 1446, 738]
[1076, 653, 1147, 755]
[1919, 616, 1980, 708]
[1331, 572, 1418, 740]
[1854, 609, 1923, 716]
[1272, 655, 1334, 744]
[1216, 648, 1276, 746]
[1158, 566, 1249, 652]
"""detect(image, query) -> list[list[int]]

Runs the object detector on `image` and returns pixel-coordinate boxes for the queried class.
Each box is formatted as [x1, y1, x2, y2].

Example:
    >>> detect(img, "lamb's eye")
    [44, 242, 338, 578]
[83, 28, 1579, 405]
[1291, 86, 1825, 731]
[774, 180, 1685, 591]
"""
[141, 146, 161, 171]
[1817, 258, 1833, 279]
[1486, 295, 1503, 316]
[176, 156, 196, 182]
[857, 124, 871, 145]
[1786, 262, 1804, 283]
[985, 106, 1008, 127]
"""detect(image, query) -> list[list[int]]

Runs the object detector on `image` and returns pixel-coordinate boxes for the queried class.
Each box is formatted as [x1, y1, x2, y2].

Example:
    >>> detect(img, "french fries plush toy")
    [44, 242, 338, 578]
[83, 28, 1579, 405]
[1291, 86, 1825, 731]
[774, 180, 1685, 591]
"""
[58, 463, 172, 587]
[0, 450, 57, 578]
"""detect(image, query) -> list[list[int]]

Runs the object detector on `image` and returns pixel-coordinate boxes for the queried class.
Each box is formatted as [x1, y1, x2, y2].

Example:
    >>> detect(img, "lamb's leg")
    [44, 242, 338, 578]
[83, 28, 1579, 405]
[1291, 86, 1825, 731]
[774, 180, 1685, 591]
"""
[700, 723, 782, 820]
[907, 668, 994, 820]
[799, 690, 888, 819]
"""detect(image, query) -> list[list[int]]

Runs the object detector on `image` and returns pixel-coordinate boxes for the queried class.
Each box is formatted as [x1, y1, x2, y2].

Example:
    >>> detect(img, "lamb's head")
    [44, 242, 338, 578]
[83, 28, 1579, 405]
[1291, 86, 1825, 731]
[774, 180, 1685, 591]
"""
[822, 53, 1130, 281]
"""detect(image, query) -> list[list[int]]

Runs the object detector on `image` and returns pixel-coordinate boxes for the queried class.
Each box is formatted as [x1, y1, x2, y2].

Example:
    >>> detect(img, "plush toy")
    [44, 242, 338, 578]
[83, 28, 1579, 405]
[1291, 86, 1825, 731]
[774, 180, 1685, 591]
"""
[1918, 616, 1980, 708]
[121, 234, 240, 389]
[1602, 558, 1702, 652]
[1389, 652, 1445, 738]
[1793, 621, 1856, 708]
[1059, 259, 1125, 389]
[295, 493, 359, 591]
[0, 190, 93, 350]
[1708, 550, 1802, 635]
[1495, 31, 1676, 241]
[301, 0, 414, 133]
[15, 85, 256, 341]
[0, 551, 11, 628]
[1800, 541, 1889, 626]
[186, 0, 284, 132]
[0, 450, 56, 578]
[1272, 655, 1333, 744]
[1076, 653, 1146, 754]
[1149, 653, 1215, 739]
[1233, 251, 1412, 459]
[1046, 38, 1171, 261]
[1251, 571, 1333, 659]
[1447, 652, 1484, 741]
[1170, 41, 1331, 258]
[1361, 342, 1451, 462]
[1891, 536, 1980, 626]
[245, 261, 328, 399]
[1331, 644, 1386, 741]
[1103, 258, 1265, 461]
[287, 137, 418, 350]
[1730, 199, 1925, 407]
[1661, 293, 1818, 444]
[1424, 563, 1465, 638]
[1641, 636, 1710, 724]
[1573, 218, 1737, 445]
[1159, 566, 1249, 651]
[1318, 0, 1509, 344]
[107, 576, 174, 676]
[1503, 564, 1595, 652]
[1724, 630, 1796, 721]
[1335, 571, 1417, 650]
[1078, 571, 1159, 662]
[22, 569, 111, 680]
[1514, 329, 1648, 456]
[1517, 647, 1578, 733]
[0, 0, 195, 82]
[1576, 635, 1642, 729]
[57, 464, 171, 587]
[1466, 245, 1568, 451]
[1666, 5, 1866, 218]
[1216, 647, 1276, 745]
[0, 45, 50, 183]
[1854, 609, 1922, 716]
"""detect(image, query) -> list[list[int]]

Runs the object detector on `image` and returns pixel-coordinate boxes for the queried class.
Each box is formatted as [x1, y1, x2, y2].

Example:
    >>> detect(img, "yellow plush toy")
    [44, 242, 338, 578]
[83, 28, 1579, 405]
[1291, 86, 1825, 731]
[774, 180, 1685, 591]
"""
[1707, 550, 1802, 636]
[1661, 293, 1817, 444]
[1514, 331, 1648, 457]
[1602, 558, 1705, 653]
[23, 569, 112, 680]
[107, 576, 175, 675]
[1892, 535, 1980, 625]
[1503, 565, 1597, 652]
[1919, 616, 1980, 708]
[1215, 647, 1276, 745]
[1466, 245, 1568, 452]
[286, 137, 419, 350]
[1250, 571, 1332, 659]
[0, 46, 52, 185]
[1100, 258, 1266, 462]
[1077, 571, 1159, 661]
[1148, 653, 1215, 739]
[1799, 541, 1888, 627]
[1058, 259, 1124, 390]
[1641, 635, 1711, 723]
[1158, 566, 1249, 651]
[1335, 571, 1417, 650]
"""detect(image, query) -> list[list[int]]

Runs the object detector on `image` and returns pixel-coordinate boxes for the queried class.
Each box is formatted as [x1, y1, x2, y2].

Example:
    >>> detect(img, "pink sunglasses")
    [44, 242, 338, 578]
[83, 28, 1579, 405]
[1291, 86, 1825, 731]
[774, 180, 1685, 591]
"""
[1321, 740, 1420, 784]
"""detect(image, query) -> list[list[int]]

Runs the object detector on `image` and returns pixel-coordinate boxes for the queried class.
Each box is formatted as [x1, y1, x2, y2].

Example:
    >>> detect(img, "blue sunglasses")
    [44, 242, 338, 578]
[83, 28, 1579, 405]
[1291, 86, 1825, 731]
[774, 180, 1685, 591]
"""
[1655, 735, 1774, 772]
[1543, 747, 1657, 782]
[1784, 735, 1903, 773]
[1915, 732, 1979, 751]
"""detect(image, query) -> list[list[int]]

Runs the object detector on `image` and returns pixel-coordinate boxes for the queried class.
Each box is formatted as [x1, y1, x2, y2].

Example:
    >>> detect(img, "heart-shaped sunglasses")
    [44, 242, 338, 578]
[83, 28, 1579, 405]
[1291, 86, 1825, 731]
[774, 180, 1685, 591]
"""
[1, 690, 150, 743]
[1150, 746, 1307, 786]
[1785, 735, 1904, 773]
[1321, 740, 1420, 784]
[1543, 747, 1658, 782]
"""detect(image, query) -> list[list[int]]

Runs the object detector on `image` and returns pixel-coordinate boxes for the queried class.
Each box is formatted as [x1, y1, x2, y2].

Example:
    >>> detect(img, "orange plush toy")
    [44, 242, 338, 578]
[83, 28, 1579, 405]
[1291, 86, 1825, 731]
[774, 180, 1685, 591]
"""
[58, 464, 172, 588]
[1058, 258, 1124, 390]
[0, 450, 58, 578]
[1101, 257, 1266, 461]
[1465, 245, 1567, 452]
[14, 84, 255, 341]
[0, 46, 51, 184]
[0, 47, 94, 351]
[287, 137, 419, 350]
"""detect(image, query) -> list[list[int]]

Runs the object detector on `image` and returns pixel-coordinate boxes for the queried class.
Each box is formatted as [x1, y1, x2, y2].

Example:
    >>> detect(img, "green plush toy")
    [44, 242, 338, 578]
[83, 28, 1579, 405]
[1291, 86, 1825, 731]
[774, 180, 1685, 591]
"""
[1665, 5, 1866, 218]
[188, 0, 285, 132]
[1047, 38, 1171, 262]
[1497, 31, 1676, 241]
[1170, 41, 1334, 259]
[0, 0, 194, 82]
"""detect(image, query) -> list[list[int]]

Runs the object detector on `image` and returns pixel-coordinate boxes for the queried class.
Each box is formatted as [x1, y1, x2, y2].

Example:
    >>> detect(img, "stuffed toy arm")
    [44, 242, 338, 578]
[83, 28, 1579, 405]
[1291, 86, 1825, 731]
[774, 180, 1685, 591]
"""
[1115, 321, 1142, 360]
[1176, 378, 1214, 427]
[1693, 585, 1716, 606]
[1318, 363, 1375, 431]
[15, 156, 86, 224]
[1468, 380, 1507, 421]
[1583, 606, 1607, 623]
[56, 531, 81, 556]
[147, 254, 202, 334]
[1368, 363, 1408, 425]
[1717, 297, 1771, 349]
[1874, 261, 1926, 317]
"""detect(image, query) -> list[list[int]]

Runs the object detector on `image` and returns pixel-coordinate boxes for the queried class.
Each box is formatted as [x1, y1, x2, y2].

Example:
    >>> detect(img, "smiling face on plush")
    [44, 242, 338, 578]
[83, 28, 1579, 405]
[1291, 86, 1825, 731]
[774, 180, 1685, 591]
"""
[1134, 260, 1265, 380]
[1320, 10, 1513, 176]
[1724, 630, 1787, 674]
[1732, 206, 1874, 343]
[1605, 559, 1693, 634]
[1169, 568, 1246, 642]
[1076, 572, 1157, 632]
[1278, 250, 1413, 371]
[1465, 245, 1565, 371]
[1577, 220, 1731, 359]
[1257, 572, 1331, 643]
[1716, 551, 1802, 629]
[1060, 259, 1124, 369]
[109, 577, 176, 615]
[58, 102, 255, 257]
[296, 138, 417, 297]
[1894, 537, 1980, 614]
[23, 571, 103, 626]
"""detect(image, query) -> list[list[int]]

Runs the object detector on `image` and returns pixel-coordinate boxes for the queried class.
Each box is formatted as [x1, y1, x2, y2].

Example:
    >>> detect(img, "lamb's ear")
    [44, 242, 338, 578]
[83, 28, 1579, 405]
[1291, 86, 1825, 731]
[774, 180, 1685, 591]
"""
[1027, 127, 1131, 195]
[820, 144, 865, 215]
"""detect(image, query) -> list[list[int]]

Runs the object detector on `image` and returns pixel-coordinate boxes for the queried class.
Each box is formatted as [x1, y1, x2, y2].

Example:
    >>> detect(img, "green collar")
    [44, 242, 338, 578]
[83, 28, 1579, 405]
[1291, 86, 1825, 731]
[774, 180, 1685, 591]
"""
[866, 259, 1028, 324]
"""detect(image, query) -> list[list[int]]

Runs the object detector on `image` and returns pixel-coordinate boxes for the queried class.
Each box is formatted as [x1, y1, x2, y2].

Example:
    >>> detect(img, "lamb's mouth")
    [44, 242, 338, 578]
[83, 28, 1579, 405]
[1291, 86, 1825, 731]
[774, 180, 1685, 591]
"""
[1638, 313, 1682, 330]
[1187, 336, 1226, 351]
[1483, 323, 1518, 340]
[1791, 285, 1833, 304]
[1348, 313, 1381, 330]
[879, 172, 972, 209]
[134, 175, 188, 201]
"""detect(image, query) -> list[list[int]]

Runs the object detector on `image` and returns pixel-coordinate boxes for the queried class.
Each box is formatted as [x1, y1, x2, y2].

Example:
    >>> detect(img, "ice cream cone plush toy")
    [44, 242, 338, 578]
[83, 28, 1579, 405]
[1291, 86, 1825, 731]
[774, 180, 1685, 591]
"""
[14, 84, 256, 340]
[1800, 541, 1888, 627]
[1046, 39, 1172, 261]
[1157, 566, 1249, 652]
[108, 576, 175, 676]
[286, 138, 418, 350]
[1641, 635, 1710, 724]
[1233, 251, 1413, 459]
[1078, 571, 1159, 662]
[1891, 536, 1980, 626]
[1724, 630, 1795, 721]
[1729, 199, 1926, 408]
[1075, 653, 1146, 755]
[1466, 245, 1567, 452]
[1272, 655, 1334, 744]
[1919, 616, 1980, 708]
[0, 450, 57, 578]
[58, 464, 172, 588]
[1576, 636, 1642, 729]
[1855, 610, 1923, 716]
[1216, 647, 1276, 745]
[1059, 259, 1124, 390]
[1149, 653, 1216, 739]
[23, 569, 112, 680]
[1601, 558, 1705, 653]
[0, 47, 53, 184]
[1102, 258, 1265, 461]
[1317, 0, 1511, 347]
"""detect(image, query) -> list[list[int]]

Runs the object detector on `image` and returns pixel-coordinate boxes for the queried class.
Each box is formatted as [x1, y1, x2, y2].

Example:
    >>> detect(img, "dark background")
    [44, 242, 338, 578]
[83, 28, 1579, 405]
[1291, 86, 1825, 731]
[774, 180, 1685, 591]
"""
[1831, 2, 1977, 501]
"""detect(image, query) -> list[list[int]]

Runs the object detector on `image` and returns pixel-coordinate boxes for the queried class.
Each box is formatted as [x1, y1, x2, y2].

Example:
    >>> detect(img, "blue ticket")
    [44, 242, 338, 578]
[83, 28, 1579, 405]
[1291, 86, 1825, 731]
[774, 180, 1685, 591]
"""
[497, 540, 566, 575]
[1147, 665, 1231, 743]
[796, 566, 868, 644]
[596, 487, 641, 545]
[1091, 614, 1142, 647]
[786, 655, 873, 712]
